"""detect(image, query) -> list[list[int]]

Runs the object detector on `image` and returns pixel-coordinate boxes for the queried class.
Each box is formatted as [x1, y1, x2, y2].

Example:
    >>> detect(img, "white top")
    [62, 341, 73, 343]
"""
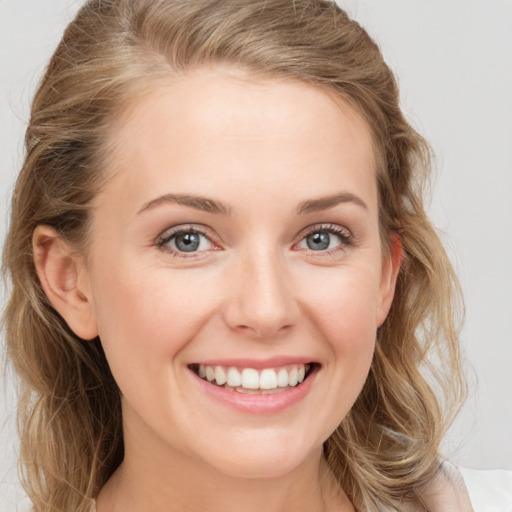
[459, 467, 512, 512]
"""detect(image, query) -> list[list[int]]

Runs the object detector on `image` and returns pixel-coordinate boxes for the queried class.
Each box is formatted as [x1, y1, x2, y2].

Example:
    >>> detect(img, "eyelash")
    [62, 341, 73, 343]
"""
[156, 223, 354, 258]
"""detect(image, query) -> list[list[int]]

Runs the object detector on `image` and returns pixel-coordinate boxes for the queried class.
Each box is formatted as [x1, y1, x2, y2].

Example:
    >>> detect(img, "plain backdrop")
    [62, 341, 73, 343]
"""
[1, 0, 511, 509]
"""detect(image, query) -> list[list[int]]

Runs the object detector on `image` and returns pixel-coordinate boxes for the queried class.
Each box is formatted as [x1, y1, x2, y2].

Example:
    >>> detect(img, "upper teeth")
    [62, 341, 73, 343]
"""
[197, 364, 309, 391]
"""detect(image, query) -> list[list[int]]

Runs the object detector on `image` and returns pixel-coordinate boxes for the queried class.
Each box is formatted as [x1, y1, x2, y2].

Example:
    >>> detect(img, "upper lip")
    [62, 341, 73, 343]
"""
[189, 356, 317, 369]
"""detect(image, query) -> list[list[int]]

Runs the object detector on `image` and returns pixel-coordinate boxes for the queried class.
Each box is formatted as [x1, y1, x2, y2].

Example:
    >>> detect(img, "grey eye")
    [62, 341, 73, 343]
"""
[158, 227, 215, 256]
[306, 232, 332, 251]
[174, 232, 202, 252]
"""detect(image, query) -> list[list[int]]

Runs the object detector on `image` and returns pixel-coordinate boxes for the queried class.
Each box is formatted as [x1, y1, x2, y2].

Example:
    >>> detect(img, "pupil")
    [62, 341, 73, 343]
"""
[176, 233, 200, 252]
[307, 232, 330, 250]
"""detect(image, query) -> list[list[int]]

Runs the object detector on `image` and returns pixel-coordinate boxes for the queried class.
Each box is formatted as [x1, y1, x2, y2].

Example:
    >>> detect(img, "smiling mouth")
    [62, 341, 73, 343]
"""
[189, 363, 317, 394]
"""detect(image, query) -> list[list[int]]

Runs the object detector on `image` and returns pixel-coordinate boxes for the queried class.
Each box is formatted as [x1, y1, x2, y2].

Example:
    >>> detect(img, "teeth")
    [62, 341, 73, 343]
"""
[259, 369, 277, 390]
[206, 366, 215, 382]
[241, 368, 259, 389]
[288, 367, 298, 387]
[277, 367, 289, 387]
[196, 363, 311, 391]
[215, 366, 227, 386]
[227, 367, 242, 387]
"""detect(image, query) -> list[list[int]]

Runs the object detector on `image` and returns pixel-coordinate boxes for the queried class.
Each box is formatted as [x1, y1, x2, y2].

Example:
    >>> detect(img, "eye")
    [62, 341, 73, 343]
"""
[157, 226, 215, 256]
[304, 232, 334, 251]
[296, 224, 353, 253]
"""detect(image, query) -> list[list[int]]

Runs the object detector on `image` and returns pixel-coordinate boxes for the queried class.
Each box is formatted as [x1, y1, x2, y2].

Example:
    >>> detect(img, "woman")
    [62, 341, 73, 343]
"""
[2, 0, 473, 510]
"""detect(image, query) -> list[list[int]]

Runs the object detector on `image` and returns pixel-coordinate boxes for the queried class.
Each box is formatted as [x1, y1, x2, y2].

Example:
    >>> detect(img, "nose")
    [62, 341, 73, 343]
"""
[222, 249, 299, 340]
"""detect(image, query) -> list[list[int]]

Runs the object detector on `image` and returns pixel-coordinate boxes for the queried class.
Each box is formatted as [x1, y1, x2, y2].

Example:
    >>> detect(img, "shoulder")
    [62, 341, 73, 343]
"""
[459, 466, 512, 512]
[415, 461, 512, 512]
[414, 461, 474, 512]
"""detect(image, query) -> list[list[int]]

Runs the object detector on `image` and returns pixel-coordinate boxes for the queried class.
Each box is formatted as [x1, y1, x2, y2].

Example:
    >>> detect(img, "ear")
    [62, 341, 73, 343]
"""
[376, 233, 403, 327]
[33, 225, 98, 340]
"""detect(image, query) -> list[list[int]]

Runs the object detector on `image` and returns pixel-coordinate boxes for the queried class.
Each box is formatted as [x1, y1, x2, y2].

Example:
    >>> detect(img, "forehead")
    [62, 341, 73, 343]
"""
[97, 67, 377, 214]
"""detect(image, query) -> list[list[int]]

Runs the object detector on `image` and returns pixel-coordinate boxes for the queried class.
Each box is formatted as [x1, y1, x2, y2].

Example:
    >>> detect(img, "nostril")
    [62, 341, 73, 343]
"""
[231, 322, 294, 341]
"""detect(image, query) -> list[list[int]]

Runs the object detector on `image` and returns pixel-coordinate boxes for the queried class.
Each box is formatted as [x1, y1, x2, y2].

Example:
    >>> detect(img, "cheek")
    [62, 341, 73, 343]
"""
[90, 262, 221, 367]
[301, 266, 381, 352]
[293, 268, 380, 435]
[89, 264, 224, 431]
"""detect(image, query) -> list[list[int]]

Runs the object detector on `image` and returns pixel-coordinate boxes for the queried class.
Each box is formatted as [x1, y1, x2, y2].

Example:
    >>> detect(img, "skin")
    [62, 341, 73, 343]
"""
[34, 67, 401, 512]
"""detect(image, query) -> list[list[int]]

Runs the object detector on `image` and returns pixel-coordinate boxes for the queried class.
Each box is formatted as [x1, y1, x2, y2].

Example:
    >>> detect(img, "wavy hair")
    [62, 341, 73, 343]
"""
[2, 1, 465, 510]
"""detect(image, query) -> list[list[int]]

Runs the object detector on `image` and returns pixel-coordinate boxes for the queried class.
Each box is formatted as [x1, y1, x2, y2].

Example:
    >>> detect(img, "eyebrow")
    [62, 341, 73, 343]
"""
[297, 192, 368, 214]
[137, 194, 232, 215]
[137, 191, 367, 216]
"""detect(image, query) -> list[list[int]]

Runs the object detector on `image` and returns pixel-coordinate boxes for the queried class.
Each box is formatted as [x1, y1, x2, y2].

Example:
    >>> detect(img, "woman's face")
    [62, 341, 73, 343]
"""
[82, 67, 398, 479]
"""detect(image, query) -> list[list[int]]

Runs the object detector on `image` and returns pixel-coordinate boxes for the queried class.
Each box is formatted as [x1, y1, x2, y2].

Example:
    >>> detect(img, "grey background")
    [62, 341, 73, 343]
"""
[1, 0, 511, 509]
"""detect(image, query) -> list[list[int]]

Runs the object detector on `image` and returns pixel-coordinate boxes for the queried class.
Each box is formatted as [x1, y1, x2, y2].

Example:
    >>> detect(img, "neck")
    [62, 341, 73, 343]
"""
[96, 416, 353, 512]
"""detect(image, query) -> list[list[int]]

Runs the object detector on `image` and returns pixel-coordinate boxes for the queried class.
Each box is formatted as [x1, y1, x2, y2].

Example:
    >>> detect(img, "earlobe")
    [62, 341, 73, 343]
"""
[376, 234, 403, 327]
[33, 225, 98, 340]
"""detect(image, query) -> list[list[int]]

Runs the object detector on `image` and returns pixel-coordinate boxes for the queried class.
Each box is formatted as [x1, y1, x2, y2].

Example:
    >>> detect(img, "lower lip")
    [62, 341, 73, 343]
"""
[191, 367, 318, 414]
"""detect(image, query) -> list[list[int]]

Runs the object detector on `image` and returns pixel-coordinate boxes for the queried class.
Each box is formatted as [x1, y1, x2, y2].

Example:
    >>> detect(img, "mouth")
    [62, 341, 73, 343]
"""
[188, 362, 318, 395]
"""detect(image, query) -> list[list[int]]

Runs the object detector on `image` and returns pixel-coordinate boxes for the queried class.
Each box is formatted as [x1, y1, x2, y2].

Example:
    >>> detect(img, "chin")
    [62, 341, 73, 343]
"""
[192, 428, 323, 480]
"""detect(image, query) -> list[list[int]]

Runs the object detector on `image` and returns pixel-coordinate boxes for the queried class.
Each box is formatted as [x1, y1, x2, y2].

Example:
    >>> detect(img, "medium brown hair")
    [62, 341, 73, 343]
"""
[3, 1, 465, 510]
